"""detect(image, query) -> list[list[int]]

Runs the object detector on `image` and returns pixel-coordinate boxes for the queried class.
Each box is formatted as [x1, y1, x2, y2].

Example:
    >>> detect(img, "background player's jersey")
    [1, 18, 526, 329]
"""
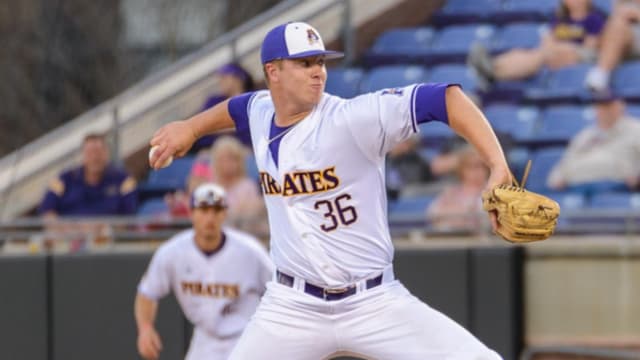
[138, 228, 273, 338]
[229, 84, 453, 287]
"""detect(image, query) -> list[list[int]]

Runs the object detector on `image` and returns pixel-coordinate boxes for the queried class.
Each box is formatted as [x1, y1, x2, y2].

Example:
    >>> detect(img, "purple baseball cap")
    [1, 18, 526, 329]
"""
[260, 22, 344, 64]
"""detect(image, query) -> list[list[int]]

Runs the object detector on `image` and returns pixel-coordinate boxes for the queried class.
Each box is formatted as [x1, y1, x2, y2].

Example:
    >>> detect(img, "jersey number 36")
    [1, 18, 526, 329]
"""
[313, 194, 358, 232]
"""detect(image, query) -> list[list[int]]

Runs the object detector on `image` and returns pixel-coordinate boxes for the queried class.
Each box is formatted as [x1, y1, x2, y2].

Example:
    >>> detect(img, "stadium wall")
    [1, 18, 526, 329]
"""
[0, 246, 522, 360]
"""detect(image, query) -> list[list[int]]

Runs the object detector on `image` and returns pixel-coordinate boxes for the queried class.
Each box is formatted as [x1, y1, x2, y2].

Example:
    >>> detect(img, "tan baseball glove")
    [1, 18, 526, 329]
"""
[482, 160, 560, 243]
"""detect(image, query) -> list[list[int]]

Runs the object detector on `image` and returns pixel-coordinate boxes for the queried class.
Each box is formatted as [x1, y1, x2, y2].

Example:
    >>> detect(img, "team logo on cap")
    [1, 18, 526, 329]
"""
[307, 28, 320, 45]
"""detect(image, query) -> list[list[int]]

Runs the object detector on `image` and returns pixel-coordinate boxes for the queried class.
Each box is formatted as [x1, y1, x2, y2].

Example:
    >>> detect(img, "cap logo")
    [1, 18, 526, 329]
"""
[307, 28, 320, 45]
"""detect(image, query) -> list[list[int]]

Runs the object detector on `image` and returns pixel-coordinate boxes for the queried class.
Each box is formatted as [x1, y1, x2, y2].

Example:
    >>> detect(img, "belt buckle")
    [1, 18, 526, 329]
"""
[323, 286, 350, 300]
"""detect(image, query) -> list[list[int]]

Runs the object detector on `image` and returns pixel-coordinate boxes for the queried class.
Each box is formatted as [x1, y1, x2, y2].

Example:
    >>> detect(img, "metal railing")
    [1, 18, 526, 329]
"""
[0, 0, 356, 221]
[521, 346, 640, 360]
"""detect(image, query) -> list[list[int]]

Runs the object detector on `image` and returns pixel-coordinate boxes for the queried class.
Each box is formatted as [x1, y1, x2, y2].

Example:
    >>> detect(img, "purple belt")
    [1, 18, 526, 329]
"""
[276, 270, 383, 301]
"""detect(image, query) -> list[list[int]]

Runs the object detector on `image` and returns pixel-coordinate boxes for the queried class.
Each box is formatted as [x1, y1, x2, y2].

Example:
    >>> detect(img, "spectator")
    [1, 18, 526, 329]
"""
[386, 136, 434, 200]
[469, 0, 606, 83]
[167, 136, 265, 234]
[426, 147, 489, 231]
[547, 92, 640, 195]
[585, 0, 640, 92]
[192, 63, 256, 152]
[39, 133, 138, 217]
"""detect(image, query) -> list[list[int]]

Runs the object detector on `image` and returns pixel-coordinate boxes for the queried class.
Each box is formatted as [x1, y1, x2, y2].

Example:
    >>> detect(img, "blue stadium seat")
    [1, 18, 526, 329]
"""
[245, 153, 260, 183]
[590, 192, 640, 209]
[419, 121, 456, 144]
[491, 22, 545, 53]
[483, 104, 539, 141]
[428, 24, 495, 63]
[427, 64, 482, 93]
[388, 196, 435, 219]
[507, 147, 531, 179]
[533, 105, 594, 143]
[434, 0, 504, 25]
[526, 147, 566, 192]
[498, 0, 558, 22]
[545, 192, 586, 211]
[365, 28, 434, 66]
[359, 65, 429, 93]
[627, 104, 640, 118]
[137, 198, 169, 216]
[326, 68, 365, 98]
[612, 61, 640, 100]
[140, 156, 195, 195]
[592, 0, 613, 14]
[526, 64, 592, 103]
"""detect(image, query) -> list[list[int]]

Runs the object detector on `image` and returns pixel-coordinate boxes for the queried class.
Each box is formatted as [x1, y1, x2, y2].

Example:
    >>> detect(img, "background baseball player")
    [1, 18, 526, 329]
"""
[150, 22, 510, 359]
[134, 182, 273, 360]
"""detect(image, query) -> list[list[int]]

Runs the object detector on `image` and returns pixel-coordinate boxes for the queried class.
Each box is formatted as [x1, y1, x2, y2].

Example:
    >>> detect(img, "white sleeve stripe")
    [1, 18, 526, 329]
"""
[410, 85, 419, 133]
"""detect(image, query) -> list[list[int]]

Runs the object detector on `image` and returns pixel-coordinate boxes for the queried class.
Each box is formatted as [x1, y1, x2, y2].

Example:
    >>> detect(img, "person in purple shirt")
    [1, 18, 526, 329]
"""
[469, 0, 606, 83]
[39, 133, 138, 217]
[191, 63, 256, 153]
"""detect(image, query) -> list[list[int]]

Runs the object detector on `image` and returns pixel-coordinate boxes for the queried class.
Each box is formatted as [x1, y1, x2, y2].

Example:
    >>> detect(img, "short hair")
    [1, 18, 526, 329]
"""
[210, 136, 248, 176]
[262, 60, 283, 86]
[83, 132, 107, 144]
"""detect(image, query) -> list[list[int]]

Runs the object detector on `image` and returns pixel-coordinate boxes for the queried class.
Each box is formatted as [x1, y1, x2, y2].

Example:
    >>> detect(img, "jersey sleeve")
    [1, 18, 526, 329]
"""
[344, 83, 458, 158]
[228, 92, 258, 145]
[137, 247, 172, 301]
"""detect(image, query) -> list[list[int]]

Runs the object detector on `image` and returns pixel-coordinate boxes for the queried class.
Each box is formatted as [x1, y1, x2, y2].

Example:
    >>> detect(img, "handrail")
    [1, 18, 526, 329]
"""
[0, 0, 352, 220]
[520, 346, 640, 360]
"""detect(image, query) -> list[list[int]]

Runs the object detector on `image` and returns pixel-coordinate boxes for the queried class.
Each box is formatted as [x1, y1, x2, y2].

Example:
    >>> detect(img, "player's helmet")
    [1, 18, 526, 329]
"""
[260, 22, 344, 64]
[190, 183, 228, 209]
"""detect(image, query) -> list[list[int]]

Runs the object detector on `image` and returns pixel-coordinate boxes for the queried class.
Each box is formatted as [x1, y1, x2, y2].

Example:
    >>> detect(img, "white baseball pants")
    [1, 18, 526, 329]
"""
[228, 280, 502, 360]
[185, 327, 238, 360]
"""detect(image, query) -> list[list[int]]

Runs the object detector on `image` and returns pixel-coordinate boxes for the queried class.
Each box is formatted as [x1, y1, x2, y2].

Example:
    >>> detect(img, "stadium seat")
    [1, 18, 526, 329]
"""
[526, 64, 592, 103]
[139, 156, 195, 196]
[364, 28, 434, 66]
[433, 0, 503, 25]
[483, 104, 539, 141]
[627, 104, 640, 118]
[498, 0, 558, 23]
[137, 198, 169, 216]
[592, 0, 613, 14]
[612, 61, 640, 100]
[427, 64, 483, 93]
[359, 65, 429, 93]
[545, 192, 587, 211]
[326, 68, 365, 98]
[507, 147, 531, 179]
[490, 22, 545, 53]
[526, 147, 566, 192]
[427, 24, 495, 63]
[533, 105, 595, 143]
[418, 121, 456, 144]
[388, 196, 434, 220]
[590, 192, 640, 209]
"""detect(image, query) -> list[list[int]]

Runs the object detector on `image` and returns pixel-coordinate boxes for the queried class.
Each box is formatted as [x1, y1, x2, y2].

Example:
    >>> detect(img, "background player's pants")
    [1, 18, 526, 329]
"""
[228, 280, 502, 360]
[185, 327, 238, 360]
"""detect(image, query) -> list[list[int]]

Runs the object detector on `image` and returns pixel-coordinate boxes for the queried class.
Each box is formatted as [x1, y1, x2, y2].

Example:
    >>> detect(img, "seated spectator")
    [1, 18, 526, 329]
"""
[39, 133, 138, 217]
[191, 63, 255, 152]
[386, 136, 434, 200]
[426, 147, 489, 231]
[547, 93, 640, 195]
[167, 136, 266, 234]
[469, 0, 606, 83]
[585, 0, 640, 92]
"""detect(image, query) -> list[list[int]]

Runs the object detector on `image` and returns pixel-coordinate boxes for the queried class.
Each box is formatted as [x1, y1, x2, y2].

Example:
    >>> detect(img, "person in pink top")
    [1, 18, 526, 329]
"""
[426, 147, 490, 231]
[167, 136, 266, 236]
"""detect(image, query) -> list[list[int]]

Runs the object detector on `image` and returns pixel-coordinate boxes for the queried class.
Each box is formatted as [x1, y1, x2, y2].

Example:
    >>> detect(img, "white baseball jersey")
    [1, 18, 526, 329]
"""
[138, 227, 273, 343]
[228, 83, 453, 287]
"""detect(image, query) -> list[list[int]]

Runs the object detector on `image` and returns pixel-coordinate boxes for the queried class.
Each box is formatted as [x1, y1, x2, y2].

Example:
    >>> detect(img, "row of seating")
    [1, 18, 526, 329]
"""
[365, 23, 544, 66]
[388, 191, 640, 223]
[434, 0, 611, 26]
[326, 62, 640, 103]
